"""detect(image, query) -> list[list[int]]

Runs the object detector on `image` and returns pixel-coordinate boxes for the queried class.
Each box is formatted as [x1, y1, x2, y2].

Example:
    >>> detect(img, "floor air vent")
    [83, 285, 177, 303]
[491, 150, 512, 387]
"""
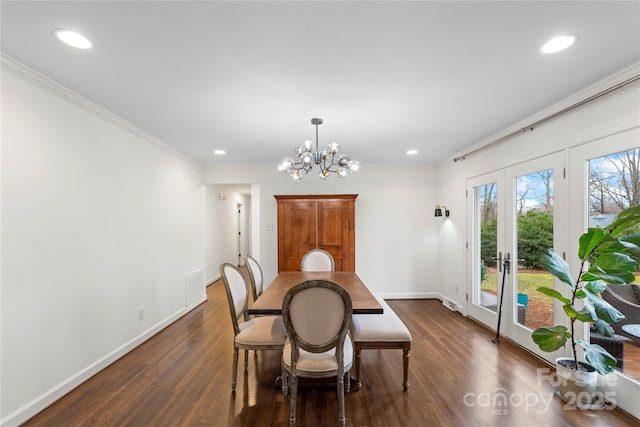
[442, 298, 457, 311]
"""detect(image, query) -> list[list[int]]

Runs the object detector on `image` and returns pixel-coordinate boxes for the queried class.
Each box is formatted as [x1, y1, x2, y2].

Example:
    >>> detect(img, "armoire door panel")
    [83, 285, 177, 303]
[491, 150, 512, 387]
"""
[317, 202, 344, 246]
[287, 202, 316, 246]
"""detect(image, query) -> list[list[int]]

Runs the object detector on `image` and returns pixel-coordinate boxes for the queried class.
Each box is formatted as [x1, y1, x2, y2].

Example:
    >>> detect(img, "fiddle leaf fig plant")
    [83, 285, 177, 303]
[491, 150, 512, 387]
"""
[531, 205, 640, 375]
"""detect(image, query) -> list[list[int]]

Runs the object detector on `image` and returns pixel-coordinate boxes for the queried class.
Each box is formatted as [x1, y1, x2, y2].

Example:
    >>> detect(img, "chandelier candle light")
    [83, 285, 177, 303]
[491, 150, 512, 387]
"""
[278, 118, 360, 181]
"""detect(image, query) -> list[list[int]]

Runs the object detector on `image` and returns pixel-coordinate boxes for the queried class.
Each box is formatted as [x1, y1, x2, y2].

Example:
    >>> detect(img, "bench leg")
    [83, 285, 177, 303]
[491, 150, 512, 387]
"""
[354, 344, 362, 391]
[403, 342, 410, 391]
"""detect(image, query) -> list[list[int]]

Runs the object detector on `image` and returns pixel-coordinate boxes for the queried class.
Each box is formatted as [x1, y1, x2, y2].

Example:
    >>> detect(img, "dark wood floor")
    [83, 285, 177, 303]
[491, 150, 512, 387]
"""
[23, 280, 638, 426]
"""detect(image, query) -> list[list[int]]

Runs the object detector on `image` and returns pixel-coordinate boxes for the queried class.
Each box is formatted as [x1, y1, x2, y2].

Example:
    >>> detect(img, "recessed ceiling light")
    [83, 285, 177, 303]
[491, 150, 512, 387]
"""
[540, 34, 578, 54]
[406, 149, 418, 155]
[213, 149, 226, 155]
[53, 29, 92, 49]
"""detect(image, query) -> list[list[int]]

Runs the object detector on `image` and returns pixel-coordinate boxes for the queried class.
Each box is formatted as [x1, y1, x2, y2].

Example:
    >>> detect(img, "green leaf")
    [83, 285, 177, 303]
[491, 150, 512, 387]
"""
[619, 234, 640, 254]
[578, 339, 618, 375]
[542, 249, 574, 287]
[607, 205, 640, 237]
[582, 269, 637, 284]
[584, 280, 607, 295]
[583, 289, 625, 324]
[532, 326, 569, 352]
[580, 299, 597, 321]
[604, 234, 640, 256]
[536, 286, 571, 304]
[592, 319, 615, 338]
[563, 304, 595, 322]
[578, 228, 606, 259]
[595, 237, 640, 261]
[594, 252, 637, 272]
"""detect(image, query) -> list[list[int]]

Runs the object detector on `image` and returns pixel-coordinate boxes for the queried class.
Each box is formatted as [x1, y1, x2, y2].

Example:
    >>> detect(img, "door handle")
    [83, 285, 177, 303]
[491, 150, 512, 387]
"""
[504, 252, 511, 274]
[497, 252, 512, 274]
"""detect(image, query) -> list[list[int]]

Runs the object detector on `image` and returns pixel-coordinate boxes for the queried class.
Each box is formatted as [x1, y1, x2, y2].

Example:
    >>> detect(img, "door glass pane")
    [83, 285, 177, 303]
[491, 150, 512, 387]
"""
[589, 148, 640, 379]
[477, 183, 498, 312]
[514, 169, 554, 329]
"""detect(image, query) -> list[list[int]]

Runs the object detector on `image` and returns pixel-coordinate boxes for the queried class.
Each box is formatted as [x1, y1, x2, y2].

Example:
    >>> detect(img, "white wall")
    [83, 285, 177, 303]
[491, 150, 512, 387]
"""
[204, 163, 441, 298]
[1, 58, 206, 426]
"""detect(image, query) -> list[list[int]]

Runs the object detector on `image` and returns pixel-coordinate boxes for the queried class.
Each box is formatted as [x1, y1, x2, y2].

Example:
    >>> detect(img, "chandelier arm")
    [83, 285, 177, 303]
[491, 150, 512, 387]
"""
[291, 160, 312, 174]
[326, 153, 338, 172]
[322, 154, 332, 172]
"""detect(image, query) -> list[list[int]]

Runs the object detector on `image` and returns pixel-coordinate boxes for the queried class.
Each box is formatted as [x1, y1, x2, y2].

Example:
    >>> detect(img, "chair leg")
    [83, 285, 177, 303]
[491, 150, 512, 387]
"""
[288, 374, 297, 426]
[337, 370, 346, 426]
[345, 370, 351, 393]
[354, 344, 362, 390]
[232, 347, 239, 391]
[281, 361, 288, 396]
[244, 349, 249, 370]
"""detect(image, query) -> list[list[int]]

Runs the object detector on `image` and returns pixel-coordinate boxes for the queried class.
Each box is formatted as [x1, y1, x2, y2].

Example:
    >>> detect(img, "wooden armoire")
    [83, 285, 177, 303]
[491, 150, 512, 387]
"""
[275, 194, 357, 272]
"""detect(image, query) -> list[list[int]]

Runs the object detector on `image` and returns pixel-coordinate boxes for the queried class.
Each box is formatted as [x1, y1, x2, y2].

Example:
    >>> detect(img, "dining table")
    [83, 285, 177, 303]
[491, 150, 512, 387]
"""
[248, 271, 383, 316]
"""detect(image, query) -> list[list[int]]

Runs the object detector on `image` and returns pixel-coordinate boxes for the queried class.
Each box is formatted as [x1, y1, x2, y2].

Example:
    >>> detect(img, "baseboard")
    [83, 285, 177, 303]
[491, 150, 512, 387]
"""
[375, 292, 440, 299]
[1, 294, 207, 427]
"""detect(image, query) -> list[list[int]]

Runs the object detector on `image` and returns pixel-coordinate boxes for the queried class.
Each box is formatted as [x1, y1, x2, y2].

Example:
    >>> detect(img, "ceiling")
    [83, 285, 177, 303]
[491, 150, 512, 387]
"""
[2, 1, 639, 166]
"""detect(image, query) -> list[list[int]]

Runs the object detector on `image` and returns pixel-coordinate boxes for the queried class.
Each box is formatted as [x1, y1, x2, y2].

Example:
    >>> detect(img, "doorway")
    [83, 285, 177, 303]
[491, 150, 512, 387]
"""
[204, 184, 256, 283]
[236, 201, 251, 266]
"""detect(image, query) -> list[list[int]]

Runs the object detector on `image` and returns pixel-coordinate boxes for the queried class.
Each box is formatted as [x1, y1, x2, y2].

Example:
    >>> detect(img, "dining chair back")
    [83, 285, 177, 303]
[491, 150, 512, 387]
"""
[245, 255, 264, 302]
[301, 249, 335, 271]
[220, 263, 286, 391]
[282, 280, 352, 426]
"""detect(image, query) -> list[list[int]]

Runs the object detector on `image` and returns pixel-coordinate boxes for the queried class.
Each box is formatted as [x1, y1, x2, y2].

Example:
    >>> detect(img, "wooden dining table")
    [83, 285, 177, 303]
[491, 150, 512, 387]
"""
[248, 271, 383, 315]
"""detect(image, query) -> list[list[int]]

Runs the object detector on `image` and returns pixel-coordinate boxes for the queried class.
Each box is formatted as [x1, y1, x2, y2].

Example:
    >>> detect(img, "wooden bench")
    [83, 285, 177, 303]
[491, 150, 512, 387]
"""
[351, 296, 412, 391]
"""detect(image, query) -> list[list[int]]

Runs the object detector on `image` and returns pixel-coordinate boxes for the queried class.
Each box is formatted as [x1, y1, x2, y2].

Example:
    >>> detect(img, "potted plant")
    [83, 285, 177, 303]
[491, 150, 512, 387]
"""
[531, 205, 640, 405]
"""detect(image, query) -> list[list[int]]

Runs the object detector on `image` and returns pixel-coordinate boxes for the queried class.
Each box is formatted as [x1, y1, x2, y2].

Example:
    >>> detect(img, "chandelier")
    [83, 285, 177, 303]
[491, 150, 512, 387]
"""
[278, 118, 360, 181]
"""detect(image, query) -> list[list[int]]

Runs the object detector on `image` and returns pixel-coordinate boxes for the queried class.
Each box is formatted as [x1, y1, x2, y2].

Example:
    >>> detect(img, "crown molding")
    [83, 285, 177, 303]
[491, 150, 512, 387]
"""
[1, 53, 202, 168]
[451, 62, 640, 163]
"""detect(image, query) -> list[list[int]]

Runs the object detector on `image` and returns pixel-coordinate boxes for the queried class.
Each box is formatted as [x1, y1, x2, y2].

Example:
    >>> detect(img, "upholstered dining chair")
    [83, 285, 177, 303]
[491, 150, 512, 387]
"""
[245, 255, 264, 302]
[301, 248, 335, 271]
[281, 280, 352, 426]
[220, 263, 287, 391]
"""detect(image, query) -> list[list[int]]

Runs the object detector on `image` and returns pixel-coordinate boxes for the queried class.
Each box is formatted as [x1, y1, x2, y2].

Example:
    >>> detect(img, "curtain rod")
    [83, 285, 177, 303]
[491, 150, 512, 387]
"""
[453, 74, 640, 162]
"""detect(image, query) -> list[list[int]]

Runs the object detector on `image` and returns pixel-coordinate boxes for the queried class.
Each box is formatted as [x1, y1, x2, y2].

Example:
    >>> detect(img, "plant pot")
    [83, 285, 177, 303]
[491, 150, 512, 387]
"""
[554, 357, 600, 407]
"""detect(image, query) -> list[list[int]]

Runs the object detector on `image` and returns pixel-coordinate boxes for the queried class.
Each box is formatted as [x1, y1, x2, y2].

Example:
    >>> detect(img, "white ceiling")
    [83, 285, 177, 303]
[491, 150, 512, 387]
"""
[2, 1, 639, 166]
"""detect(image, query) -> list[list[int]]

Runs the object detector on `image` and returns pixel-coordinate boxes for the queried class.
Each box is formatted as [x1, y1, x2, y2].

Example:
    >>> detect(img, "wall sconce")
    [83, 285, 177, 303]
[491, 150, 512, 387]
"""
[435, 205, 450, 217]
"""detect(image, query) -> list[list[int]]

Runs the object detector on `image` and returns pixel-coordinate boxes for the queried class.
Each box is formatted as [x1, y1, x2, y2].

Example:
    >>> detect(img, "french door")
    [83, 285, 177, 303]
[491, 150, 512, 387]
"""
[467, 152, 566, 362]
[569, 128, 640, 416]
